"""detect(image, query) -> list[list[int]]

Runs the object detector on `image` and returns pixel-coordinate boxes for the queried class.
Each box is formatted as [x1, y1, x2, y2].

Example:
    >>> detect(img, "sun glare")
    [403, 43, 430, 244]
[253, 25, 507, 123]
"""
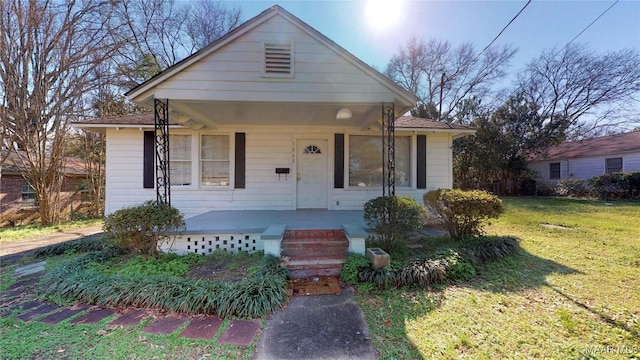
[365, 0, 402, 31]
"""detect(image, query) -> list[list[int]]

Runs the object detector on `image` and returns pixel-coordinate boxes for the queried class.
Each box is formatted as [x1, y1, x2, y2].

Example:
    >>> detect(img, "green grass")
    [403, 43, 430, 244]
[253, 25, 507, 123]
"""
[0, 311, 256, 360]
[358, 197, 640, 359]
[0, 218, 103, 243]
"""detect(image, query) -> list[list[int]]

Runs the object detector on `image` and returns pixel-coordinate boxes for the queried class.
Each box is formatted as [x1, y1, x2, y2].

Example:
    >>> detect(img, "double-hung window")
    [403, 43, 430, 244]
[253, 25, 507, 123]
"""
[549, 162, 561, 180]
[605, 157, 622, 174]
[169, 134, 192, 186]
[348, 135, 411, 188]
[21, 181, 38, 208]
[201, 135, 230, 186]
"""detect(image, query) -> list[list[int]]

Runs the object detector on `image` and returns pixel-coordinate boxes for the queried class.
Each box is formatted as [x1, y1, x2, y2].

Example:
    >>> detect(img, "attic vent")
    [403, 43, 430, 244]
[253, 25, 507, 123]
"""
[263, 42, 294, 77]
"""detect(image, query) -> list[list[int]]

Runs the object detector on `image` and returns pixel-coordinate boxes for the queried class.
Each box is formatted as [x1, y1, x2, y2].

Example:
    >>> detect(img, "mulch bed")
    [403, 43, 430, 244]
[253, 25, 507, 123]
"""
[287, 276, 341, 296]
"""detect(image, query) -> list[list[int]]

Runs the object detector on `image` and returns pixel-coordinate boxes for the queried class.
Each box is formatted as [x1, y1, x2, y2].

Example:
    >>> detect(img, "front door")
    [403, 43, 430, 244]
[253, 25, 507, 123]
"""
[296, 140, 328, 209]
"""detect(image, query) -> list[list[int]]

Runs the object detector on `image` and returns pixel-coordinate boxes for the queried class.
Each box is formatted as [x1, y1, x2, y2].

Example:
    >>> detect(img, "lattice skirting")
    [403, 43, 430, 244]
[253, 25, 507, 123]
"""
[161, 233, 264, 255]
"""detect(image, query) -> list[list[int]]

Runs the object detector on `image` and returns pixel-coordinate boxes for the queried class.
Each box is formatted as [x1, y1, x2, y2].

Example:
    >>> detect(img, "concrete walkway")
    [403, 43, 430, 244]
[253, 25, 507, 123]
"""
[255, 287, 376, 360]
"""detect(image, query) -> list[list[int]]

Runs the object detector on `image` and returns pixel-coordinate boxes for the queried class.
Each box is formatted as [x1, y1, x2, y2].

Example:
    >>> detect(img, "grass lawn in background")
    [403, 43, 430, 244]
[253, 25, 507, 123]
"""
[0, 219, 103, 243]
[358, 197, 640, 359]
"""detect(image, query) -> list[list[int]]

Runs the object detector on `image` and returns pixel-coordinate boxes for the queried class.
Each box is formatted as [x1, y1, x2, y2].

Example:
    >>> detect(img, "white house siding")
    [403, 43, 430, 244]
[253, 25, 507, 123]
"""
[104, 129, 156, 215]
[104, 127, 455, 217]
[153, 16, 395, 103]
[530, 152, 640, 183]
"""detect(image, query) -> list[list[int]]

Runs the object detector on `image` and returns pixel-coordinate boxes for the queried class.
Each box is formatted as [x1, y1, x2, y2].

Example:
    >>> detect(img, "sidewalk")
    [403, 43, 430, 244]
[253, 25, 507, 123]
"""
[0, 225, 103, 263]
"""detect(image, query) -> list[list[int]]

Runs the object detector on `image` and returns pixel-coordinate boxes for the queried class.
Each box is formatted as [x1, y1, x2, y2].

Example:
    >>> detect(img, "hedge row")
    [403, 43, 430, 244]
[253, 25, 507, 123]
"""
[553, 171, 640, 200]
[39, 250, 288, 318]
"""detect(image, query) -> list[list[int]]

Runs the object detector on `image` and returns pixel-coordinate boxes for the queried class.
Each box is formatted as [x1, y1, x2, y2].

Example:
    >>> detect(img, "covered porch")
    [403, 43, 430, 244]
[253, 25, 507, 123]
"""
[166, 210, 369, 259]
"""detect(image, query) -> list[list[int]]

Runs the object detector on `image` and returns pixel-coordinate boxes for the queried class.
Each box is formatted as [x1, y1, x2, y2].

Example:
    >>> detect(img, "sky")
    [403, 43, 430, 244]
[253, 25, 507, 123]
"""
[233, 0, 640, 81]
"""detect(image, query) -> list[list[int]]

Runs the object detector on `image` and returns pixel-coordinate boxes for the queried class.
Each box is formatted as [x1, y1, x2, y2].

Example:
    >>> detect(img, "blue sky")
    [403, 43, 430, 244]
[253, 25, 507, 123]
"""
[233, 0, 640, 77]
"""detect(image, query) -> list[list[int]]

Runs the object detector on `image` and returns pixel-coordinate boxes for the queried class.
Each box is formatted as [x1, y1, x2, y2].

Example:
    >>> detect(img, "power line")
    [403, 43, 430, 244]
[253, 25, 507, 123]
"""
[556, 0, 619, 56]
[475, 0, 532, 62]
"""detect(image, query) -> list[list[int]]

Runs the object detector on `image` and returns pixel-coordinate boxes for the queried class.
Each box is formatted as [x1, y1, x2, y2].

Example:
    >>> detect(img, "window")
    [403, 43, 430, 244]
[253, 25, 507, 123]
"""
[605, 157, 623, 174]
[303, 145, 321, 154]
[263, 42, 294, 77]
[349, 135, 411, 187]
[169, 134, 192, 186]
[21, 182, 37, 208]
[201, 135, 230, 186]
[549, 162, 561, 180]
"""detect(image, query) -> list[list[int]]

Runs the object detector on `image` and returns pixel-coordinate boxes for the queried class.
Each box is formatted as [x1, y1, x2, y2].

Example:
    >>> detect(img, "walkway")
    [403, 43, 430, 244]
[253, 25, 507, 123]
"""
[0, 229, 377, 358]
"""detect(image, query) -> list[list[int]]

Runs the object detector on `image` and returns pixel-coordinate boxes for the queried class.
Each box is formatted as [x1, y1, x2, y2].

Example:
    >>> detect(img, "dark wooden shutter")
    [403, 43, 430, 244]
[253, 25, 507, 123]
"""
[234, 133, 246, 189]
[417, 135, 426, 189]
[334, 134, 344, 188]
[143, 131, 155, 189]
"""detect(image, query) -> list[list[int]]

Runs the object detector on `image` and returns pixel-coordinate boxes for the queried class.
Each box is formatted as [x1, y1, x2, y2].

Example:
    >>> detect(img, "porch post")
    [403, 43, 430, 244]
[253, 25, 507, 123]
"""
[381, 103, 395, 197]
[154, 98, 170, 205]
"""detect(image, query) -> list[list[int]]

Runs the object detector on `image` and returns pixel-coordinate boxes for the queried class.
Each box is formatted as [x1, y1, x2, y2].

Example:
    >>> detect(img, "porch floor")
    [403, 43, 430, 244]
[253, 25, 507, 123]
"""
[184, 210, 368, 234]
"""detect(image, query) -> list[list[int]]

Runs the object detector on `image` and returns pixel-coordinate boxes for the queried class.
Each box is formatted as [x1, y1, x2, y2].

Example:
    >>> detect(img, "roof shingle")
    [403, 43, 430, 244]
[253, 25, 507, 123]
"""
[530, 131, 640, 161]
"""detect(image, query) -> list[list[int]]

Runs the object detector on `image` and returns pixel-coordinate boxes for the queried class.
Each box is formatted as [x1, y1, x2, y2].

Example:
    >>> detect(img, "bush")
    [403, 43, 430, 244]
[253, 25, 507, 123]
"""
[441, 250, 476, 280]
[363, 196, 427, 252]
[340, 253, 371, 284]
[424, 189, 504, 240]
[555, 179, 591, 198]
[399, 258, 448, 287]
[590, 172, 640, 200]
[460, 236, 520, 266]
[103, 201, 186, 258]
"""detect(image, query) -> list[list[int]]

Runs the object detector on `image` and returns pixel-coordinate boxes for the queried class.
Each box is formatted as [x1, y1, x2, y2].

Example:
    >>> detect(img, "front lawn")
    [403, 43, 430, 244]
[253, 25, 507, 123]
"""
[358, 198, 640, 359]
[0, 218, 103, 243]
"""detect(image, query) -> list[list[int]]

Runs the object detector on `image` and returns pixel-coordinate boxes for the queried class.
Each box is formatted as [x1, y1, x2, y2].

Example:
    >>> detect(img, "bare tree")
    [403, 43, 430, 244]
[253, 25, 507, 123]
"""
[110, 0, 242, 88]
[517, 44, 640, 138]
[0, 0, 118, 225]
[385, 37, 516, 121]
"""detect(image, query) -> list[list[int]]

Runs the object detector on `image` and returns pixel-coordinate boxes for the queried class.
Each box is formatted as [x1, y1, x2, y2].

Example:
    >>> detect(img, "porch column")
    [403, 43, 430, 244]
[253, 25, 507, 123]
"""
[154, 98, 170, 205]
[381, 103, 395, 197]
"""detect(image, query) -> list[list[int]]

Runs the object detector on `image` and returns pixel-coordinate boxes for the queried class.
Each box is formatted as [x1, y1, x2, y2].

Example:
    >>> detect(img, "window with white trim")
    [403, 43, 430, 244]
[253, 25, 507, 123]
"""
[201, 135, 230, 186]
[169, 134, 192, 186]
[605, 157, 623, 174]
[349, 135, 411, 188]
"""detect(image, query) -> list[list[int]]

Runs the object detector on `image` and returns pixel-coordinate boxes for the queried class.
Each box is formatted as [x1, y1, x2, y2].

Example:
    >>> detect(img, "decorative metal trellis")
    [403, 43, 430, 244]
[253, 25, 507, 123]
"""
[154, 98, 170, 205]
[381, 103, 395, 197]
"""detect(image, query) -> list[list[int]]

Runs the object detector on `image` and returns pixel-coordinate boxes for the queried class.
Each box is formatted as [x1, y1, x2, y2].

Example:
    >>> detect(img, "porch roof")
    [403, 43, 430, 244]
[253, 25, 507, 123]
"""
[183, 210, 367, 234]
[73, 114, 475, 138]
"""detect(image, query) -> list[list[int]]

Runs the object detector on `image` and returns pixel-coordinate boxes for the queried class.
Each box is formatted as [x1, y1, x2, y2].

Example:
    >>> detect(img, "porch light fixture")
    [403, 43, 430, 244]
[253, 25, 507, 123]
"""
[336, 108, 352, 120]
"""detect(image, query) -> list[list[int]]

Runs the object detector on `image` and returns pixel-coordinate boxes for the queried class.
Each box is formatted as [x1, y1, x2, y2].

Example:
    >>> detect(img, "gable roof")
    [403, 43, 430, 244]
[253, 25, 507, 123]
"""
[125, 5, 417, 108]
[529, 131, 640, 162]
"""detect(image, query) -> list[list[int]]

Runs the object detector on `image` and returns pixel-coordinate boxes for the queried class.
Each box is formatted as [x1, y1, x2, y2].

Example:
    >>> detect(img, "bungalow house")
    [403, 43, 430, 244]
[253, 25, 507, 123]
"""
[528, 131, 640, 183]
[75, 6, 473, 274]
[0, 151, 89, 226]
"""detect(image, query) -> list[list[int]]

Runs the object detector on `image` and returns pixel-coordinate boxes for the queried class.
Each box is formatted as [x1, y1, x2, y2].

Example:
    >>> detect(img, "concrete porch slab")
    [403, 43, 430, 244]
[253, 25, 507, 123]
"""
[184, 210, 368, 234]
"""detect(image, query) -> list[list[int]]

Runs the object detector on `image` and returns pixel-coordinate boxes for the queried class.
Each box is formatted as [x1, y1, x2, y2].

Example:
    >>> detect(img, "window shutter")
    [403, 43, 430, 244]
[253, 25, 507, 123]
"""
[334, 134, 344, 188]
[143, 131, 155, 188]
[417, 135, 427, 189]
[235, 133, 246, 189]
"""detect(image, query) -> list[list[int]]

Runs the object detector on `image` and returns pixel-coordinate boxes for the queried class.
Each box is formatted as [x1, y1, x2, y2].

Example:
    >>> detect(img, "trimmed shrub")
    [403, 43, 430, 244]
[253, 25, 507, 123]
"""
[424, 189, 504, 240]
[555, 179, 592, 198]
[103, 201, 186, 258]
[363, 195, 427, 252]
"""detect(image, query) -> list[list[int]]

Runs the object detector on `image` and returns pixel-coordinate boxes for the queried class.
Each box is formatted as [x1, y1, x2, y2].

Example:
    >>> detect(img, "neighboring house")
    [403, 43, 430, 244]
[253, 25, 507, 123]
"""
[528, 131, 640, 183]
[74, 6, 473, 258]
[0, 151, 89, 226]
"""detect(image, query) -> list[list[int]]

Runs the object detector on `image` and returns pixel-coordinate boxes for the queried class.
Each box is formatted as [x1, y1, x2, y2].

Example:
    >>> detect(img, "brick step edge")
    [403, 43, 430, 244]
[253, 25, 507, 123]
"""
[289, 267, 342, 278]
[282, 238, 348, 243]
[285, 258, 346, 267]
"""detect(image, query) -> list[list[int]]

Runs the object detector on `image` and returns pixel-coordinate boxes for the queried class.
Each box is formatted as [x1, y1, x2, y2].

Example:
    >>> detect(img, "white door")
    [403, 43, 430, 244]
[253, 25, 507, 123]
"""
[296, 140, 328, 209]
